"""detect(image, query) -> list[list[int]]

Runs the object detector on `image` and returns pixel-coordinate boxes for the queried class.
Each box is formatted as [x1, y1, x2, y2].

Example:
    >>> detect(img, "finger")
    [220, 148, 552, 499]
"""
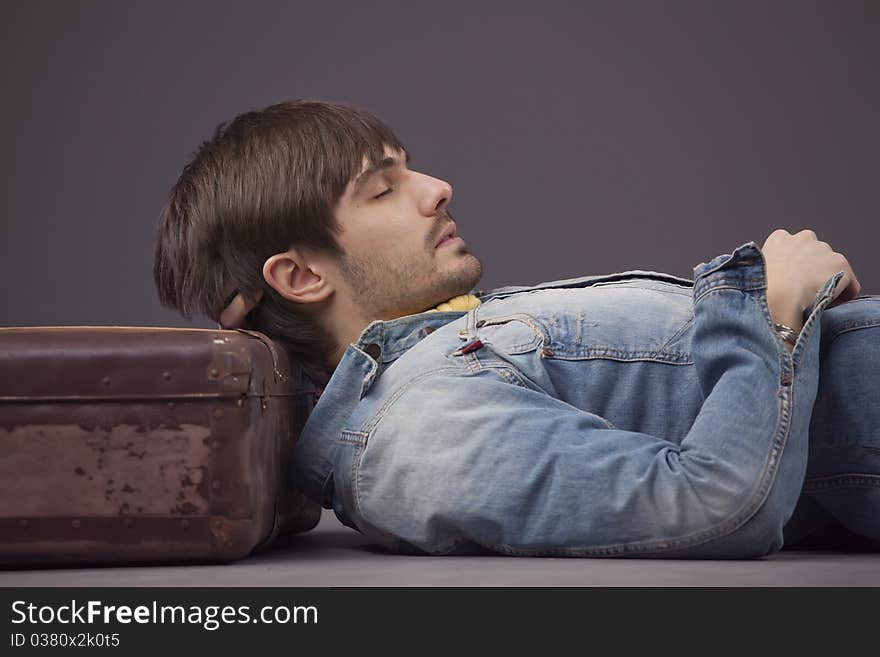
[219, 290, 263, 329]
[796, 228, 818, 241]
[837, 276, 862, 304]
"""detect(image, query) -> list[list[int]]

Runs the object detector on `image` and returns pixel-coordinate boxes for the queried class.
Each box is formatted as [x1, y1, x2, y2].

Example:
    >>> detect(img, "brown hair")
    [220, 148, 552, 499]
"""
[153, 100, 406, 384]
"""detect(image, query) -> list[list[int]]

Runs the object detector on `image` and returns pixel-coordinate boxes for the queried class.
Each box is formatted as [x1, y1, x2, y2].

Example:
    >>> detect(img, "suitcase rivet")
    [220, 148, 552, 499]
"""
[101, 376, 112, 387]
[71, 519, 81, 529]
[209, 368, 220, 378]
[162, 371, 172, 381]
[236, 399, 244, 407]
[211, 440, 221, 449]
[211, 479, 221, 490]
[167, 401, 175, 409]
[179, 519, 190, 529]
[213, 408, 224, 419]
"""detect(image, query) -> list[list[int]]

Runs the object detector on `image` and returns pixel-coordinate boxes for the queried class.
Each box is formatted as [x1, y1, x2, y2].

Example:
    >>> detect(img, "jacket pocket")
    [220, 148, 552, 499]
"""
[475, 313, 546, 355]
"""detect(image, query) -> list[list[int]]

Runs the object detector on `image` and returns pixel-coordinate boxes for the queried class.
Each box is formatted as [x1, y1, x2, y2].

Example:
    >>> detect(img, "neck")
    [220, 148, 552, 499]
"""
[324, 296, 372, 370]
[323, 294, 442, 369]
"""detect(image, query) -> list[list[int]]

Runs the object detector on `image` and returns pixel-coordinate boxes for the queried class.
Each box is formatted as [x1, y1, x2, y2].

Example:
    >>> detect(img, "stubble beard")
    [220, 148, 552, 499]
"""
[339, 243, 483, 320]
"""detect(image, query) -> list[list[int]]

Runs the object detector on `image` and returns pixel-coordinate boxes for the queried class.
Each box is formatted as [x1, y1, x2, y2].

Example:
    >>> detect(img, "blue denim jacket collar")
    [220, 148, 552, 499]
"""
[353, 310, 470, 368]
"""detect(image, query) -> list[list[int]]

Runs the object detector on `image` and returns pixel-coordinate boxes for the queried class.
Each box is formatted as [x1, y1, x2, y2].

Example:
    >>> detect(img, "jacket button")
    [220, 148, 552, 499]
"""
[364, 343, 382, 361]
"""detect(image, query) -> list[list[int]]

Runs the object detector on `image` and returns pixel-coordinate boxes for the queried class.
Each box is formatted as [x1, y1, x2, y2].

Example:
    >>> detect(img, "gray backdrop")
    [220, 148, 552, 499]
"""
[2, 0, 877, 328]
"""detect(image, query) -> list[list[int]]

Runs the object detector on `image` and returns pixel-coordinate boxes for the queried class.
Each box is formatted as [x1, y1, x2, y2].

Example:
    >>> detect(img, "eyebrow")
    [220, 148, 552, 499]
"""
[352, 150, 411, 196]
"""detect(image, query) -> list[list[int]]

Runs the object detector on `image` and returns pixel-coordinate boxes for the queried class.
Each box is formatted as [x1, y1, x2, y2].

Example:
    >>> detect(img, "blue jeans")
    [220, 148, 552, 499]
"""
[783, 297, 880, 548]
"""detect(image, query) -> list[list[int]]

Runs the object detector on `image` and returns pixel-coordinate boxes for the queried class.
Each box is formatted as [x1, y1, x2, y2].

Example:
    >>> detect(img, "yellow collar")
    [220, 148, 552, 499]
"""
[426, 294, 482, 313]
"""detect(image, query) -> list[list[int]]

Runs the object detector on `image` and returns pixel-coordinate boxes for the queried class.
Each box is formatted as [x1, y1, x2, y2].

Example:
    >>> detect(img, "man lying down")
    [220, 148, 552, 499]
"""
[154, 100, 878, 558]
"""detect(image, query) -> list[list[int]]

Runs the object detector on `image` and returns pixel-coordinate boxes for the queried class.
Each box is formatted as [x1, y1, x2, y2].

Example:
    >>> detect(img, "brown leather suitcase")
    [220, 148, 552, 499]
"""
[0, 326, 321, 566]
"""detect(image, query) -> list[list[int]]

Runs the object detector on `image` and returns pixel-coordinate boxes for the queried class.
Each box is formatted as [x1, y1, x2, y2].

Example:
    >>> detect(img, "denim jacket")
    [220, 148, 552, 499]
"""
[290, 241, 846, 558]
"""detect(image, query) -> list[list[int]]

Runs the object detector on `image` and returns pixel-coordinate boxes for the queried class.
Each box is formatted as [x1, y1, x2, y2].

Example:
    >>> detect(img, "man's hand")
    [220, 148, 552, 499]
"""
[761, 229, 861, 340]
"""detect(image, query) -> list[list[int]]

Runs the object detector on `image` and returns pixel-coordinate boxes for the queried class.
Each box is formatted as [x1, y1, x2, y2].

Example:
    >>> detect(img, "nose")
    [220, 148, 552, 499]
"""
[417, 172, 453, 216]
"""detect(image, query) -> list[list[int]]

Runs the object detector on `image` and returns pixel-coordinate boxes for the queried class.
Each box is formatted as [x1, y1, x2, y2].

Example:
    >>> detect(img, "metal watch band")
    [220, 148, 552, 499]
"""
[774, 323, 799, 346]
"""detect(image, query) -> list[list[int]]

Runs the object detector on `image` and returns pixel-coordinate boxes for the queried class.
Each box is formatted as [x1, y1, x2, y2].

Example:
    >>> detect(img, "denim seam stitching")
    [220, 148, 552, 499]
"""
[359, 366, 465, 434]
[337, 431, 368, 446]
[464, 351, 483, 372]
[656, 315, 695, 355]
[829, 319, 880, 340]
[690, 242, 761, 281]
[483, 360, 551, 395]
[544, 351, 694, 364]
[803, 474, 880, 491]
[694, 282, 756, 304]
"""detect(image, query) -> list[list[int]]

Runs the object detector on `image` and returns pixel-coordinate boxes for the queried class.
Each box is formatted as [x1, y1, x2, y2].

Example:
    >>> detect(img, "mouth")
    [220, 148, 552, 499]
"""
[435, 221, 460, 248]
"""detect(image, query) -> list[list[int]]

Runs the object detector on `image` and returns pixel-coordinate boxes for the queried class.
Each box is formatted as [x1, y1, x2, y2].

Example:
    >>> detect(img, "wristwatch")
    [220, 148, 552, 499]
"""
[774, 323, 799, 347]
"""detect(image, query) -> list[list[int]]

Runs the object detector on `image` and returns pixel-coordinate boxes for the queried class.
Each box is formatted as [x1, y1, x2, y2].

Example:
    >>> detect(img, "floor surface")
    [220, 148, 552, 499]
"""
[2, 511, 879, 587]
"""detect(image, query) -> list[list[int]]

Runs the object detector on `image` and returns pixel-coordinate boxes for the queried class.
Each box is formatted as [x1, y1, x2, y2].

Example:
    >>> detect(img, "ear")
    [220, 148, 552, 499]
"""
[262, 248, 334, 305]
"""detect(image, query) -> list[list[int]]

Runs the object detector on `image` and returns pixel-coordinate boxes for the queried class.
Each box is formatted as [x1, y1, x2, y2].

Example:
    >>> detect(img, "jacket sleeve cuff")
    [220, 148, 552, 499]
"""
[692, 239, 847, 324]
[692, 241, 767, 303]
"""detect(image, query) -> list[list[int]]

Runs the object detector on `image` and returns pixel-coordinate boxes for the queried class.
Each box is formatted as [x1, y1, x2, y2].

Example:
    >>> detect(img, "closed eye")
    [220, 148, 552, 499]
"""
[374, 187, 393, 199]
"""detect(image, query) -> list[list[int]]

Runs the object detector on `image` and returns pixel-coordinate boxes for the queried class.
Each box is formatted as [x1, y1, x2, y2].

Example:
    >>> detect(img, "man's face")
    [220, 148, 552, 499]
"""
[330, 145, 483, 319]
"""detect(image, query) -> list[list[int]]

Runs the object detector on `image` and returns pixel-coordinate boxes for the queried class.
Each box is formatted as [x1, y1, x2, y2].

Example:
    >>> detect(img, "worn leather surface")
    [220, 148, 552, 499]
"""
[0, 326, 320, 566]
